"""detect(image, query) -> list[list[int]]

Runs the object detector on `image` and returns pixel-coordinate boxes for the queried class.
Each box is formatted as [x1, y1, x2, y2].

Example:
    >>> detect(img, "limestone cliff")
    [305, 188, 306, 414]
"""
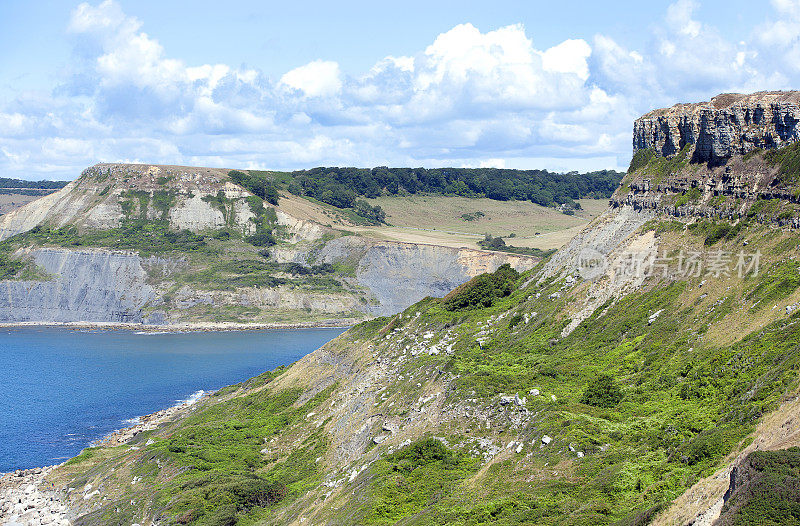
[633, 91, 800, 165]
[614, 91, 800, 228]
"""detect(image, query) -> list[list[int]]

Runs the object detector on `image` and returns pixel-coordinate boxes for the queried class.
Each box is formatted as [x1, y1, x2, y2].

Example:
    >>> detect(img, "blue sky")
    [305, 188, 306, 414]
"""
[0, 0, 798, 179]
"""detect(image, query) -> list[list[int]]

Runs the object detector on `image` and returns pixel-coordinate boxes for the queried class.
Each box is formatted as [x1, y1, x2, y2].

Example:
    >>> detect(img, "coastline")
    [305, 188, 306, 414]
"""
[0, 318, 362, 332]
[0, 392, 212, 525]
[93, 389, 211, 447]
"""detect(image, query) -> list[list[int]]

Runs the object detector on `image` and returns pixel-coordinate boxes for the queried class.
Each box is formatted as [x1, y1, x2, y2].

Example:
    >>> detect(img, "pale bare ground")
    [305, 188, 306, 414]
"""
[276, 193, 342, 226]
[278, 193, 608, 250]
[0, 193, 41, 215]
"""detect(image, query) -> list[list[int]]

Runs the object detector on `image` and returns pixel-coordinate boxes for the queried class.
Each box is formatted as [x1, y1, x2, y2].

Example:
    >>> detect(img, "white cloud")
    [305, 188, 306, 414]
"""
[280, 60, 342, 98]
[6, 0, 800, 180]
[541, 39, 592, 80]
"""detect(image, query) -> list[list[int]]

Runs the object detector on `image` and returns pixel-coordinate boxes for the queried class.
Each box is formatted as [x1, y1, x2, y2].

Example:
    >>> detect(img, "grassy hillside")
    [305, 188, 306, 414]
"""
[46, 212, 800, 525]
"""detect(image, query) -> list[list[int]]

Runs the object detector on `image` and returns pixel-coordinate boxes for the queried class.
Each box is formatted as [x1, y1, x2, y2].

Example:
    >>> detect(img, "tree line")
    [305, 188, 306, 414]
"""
[286, 166, 623, 208]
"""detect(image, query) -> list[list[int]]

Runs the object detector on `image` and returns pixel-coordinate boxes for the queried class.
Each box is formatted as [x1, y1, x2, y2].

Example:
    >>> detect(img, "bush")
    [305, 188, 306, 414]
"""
[681, 430, 724, 465]
[353, 200, 387, 224]
[580, 374, 624, 408]
[245, 232, 277, 247]
[478, 234, 506, 250]
[388, 438, 455, 472]
[442, 264, 519, 311]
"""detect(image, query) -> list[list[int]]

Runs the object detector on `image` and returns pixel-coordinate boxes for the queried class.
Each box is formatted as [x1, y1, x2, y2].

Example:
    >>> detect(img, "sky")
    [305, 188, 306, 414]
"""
[0, 0, 799, 180]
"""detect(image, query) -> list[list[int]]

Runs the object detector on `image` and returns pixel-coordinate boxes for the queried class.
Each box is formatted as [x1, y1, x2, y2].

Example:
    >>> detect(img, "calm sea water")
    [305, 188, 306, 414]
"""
[0, 327, 346, 472]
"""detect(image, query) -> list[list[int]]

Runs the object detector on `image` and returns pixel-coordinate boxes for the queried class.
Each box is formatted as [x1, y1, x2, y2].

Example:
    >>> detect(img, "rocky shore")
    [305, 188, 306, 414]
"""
[96, 390, 209, 447]
[0, 466, 70, 526]
[0, 389, 211, 525]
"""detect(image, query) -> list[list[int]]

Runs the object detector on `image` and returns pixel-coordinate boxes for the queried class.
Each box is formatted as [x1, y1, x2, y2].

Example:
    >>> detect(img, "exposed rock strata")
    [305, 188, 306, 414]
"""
[0, 242, 535, 324]
[633, 91, 800, 164]
[0, 248, 165, 324]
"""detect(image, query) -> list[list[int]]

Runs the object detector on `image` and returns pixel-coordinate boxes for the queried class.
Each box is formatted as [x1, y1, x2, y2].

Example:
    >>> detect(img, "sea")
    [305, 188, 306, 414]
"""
[0, 326, 346, 472]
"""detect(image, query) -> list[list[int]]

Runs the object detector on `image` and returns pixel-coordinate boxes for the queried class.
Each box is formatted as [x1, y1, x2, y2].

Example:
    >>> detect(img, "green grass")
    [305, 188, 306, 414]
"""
[71, 374, 339, 526]
[56, 222, 800, 525]
[765, 141, 800, 184]
[361, 438, 480, 525]
[630, 145, 693, 183]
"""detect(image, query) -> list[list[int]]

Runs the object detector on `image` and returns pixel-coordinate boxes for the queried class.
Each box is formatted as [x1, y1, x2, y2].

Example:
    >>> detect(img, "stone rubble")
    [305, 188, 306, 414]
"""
[0, 467, 70, 526]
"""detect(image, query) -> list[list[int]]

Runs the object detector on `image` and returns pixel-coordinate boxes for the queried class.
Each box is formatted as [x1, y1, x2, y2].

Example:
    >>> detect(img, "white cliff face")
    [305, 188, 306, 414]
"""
[275, 210, 327, 242]
[167, 193, 226, 231]
[0, 164, 253, 241]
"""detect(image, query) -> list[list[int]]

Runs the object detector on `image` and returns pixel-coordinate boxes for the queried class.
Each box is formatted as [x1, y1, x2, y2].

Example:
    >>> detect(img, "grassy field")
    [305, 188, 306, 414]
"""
[363, 195, 607, 249]
[278, 193, 606, 250]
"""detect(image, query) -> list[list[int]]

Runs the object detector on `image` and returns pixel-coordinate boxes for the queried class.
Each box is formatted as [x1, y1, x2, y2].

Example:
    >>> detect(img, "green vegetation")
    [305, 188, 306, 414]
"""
[628, 148, 656, 173]
[580, 374, 624, 408]
[674, 187, 702, 208]
[12, 221, 207, 255]
[442, 263, 519, 311]
[0, 248, 25, 279]
[686, 219, 745, 245]
[288, 166, 622, 208]
[461, 211, 485, 221]
[718, 447, 800, 526]
[352, 199, 387, 225]
[94, 372, 339, 525]
[745, 260, 800, 310]
[54, 218, 800, 525]
[364, 438, 480, 524]
[629, 145, 693, 183]
[765, 140, 800, 184]
[228, 170, 279, 205]
[240, 194, 283, 247]
[477, 234, 556, 258]
[178, 259, 341, 292]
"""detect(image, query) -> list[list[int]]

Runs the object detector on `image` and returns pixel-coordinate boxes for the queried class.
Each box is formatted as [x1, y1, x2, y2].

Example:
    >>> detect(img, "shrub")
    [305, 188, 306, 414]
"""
[580, 374, 624, 408]
[387, 438, 455, 472]
[681, 430, 724, 465]
[442, 264, 519, 311]
[352, 200, 387, 224]
[478, 234, 506, 250]
[245, 232, 276, 247]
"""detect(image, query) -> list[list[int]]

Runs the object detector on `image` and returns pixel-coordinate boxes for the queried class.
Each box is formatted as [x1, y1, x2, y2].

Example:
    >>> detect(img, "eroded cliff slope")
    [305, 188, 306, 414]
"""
[0, 163, 537, 325]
